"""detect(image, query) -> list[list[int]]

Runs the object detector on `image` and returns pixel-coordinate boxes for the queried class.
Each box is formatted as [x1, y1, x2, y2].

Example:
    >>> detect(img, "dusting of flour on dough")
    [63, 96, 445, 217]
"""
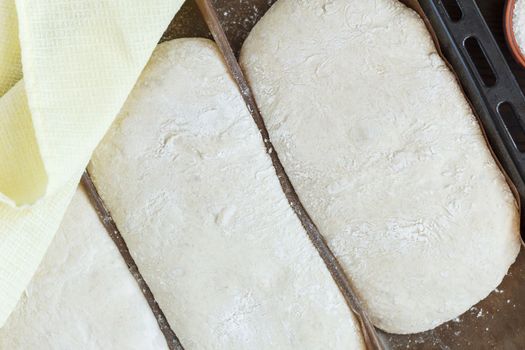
[240, 0, 520, 334]
[513, 0, 525, 55]
[89, 38, 365, 349]
[0, 190, 167, 349]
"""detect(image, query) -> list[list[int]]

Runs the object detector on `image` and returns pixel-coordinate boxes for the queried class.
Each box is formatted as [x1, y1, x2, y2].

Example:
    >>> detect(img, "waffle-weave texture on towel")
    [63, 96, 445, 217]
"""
[0, 0, 183, 326]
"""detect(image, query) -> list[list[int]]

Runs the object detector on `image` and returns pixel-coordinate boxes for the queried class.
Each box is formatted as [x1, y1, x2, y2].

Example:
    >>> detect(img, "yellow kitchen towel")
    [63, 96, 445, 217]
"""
[0, 0, 21, 96]
[0, 0, 184, 326]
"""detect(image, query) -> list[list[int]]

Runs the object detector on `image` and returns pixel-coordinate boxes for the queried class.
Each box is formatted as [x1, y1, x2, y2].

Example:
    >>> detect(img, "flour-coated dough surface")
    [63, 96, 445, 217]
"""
[240, 0, 521, 334]
[0, 189, 167, 350]
[514, 0, 525, 55]
[89, 38, 365, 349]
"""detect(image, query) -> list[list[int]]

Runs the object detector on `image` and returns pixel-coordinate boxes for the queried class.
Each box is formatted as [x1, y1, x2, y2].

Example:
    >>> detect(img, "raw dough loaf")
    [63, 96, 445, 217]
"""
[240, 0, 521, 334]
[89, 38, 365, 349]
[0, 188, 167, 350]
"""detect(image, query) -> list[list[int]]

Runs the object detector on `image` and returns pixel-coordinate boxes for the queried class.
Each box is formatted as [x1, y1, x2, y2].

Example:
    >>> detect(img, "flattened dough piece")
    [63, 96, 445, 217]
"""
[240, 0, 521, 334]
[0, 189, 167, 350]
[89, 38, 364, 349]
